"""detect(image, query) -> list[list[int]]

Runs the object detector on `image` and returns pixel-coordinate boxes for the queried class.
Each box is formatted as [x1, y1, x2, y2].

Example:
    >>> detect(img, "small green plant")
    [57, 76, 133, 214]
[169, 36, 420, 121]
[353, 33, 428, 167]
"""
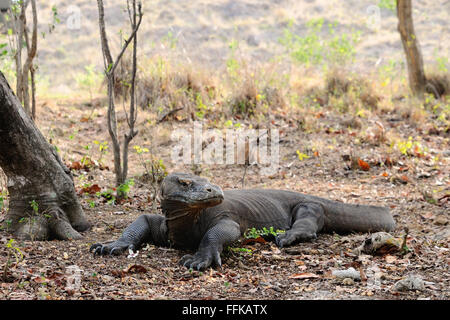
[93, 140, 109, 164]
[194, 93, 209, 119]
[378, 0, 397, 12]
[296, 150, 310, 161]
[46, 4, 61, 35]
[78, 140, 109, 169]
[0, 43, 7, 57]
[80, 144, 93, 168]
[117, 179, 135, 199]
[244, 227, 285, 239]
[223, 119, 233, 128]
[0, 48, 16, 85]
[434, 54, 448, 73]
[75, 64, 103, 102]
[0, 190, 6, 212]
[134, 145, 149, 155]
[21, 200, 51, 241]
[161, 31, 178, 50]
[87, 200, 96, 208]
[395, 136, 426, 157]
[279, 18, 360, 67]
[134, 146, 168, 182]
[228, 247, 253, 255]
[3, 239, 24, 282]
[30, 200, 39, 214]
[226, 39, 241, 81]
[134, 145, 168, 210]
[100, 189, 116, 205]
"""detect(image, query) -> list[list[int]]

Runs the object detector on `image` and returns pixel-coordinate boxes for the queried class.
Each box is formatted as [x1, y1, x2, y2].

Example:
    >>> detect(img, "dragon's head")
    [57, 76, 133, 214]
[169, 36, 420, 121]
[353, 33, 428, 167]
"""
[160, 173, 224, 210]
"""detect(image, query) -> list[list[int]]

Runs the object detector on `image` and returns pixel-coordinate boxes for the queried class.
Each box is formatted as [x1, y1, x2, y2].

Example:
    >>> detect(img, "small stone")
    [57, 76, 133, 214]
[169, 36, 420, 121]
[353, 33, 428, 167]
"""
[332, 267, 361, 280]
[353, 232, 401, 255]
[434, 216, 448, 226]
[433, 228, 450, 241]
[342, 278, 355, 286]
[392, 275, 425, 292]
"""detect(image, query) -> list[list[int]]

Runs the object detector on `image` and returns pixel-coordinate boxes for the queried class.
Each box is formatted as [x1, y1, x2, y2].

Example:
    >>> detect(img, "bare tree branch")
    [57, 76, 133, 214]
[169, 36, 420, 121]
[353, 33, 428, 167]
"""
[96, 0, 143, 188]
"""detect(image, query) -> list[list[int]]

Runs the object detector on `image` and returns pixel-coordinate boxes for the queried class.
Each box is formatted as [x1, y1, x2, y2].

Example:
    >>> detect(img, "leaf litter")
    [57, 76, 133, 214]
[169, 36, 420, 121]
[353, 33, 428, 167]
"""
[0, 97, 449, 300]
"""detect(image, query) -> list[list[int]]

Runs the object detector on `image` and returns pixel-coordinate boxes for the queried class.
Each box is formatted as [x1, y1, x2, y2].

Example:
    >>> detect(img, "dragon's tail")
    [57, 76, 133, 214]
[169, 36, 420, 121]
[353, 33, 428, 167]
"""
[321, 200, 396, 233]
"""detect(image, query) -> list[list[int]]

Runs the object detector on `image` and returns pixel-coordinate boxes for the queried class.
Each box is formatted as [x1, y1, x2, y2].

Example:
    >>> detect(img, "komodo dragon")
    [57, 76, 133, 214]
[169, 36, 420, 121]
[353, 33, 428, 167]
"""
[90, 172, 395, 270]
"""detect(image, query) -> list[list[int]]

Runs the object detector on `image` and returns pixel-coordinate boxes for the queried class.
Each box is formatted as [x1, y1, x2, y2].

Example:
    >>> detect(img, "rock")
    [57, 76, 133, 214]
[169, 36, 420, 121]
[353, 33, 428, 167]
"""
[433, 227, 450, 241]
[342, 278, 355, 286]
[433, 216, 448, 226]
[271, 254, 285, 260]
[392, 275, 425, 292]
[246, 35, 260, 47]
[332, 267, 361, 280]
[340, 117, 362, 129]
[353, 232, 402, 255]
[53, 127, 64, 137]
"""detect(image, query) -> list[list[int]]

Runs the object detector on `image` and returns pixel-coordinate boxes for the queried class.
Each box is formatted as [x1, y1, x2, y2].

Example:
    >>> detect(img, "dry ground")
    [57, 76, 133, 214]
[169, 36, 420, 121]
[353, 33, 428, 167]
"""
[0, 93, 448, 300]
[0, 0, 448, 301]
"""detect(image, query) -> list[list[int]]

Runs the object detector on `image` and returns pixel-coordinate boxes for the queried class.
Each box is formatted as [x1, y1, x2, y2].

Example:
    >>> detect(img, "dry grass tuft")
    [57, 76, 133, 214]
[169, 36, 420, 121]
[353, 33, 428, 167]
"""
[225, 61, 290, 118]
[227, 81, 288, 118]
[325, 68, 380, 111]
[228, 78, 259, 116]
[426, 72, 450, 99]
[114, 55, 216, 120]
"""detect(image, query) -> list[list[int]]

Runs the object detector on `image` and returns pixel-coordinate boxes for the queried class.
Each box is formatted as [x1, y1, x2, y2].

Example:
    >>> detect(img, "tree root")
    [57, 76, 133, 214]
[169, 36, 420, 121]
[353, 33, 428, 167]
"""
[4, 204, 85, 241]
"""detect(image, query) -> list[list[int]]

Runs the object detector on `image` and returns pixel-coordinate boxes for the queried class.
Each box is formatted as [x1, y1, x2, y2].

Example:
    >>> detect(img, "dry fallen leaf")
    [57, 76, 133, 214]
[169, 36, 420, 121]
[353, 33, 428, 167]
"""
[125, 265, 147, 274]
[111, 264, 147, 278]
[81, 184, 101, 194]
[69, 161, 82, 170]
[241, 236, 267, 245]
[358, 158, 370, 171]
[289, 272, 320, 280]
[385, 255, 398, 264]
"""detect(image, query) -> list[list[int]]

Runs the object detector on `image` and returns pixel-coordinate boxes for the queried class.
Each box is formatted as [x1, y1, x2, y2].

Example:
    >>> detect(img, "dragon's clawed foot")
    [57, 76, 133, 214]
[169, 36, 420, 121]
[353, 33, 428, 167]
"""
[179, 248, 222, 271]
[90, 241, 135, 256]
[275, 231, 317, 248]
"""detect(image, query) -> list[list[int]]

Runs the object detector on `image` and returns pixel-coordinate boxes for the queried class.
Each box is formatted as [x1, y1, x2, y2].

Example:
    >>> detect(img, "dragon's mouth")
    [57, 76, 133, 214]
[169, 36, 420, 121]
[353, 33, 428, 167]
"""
[164, 193, 224, 208]
[160, 173, 225, 210]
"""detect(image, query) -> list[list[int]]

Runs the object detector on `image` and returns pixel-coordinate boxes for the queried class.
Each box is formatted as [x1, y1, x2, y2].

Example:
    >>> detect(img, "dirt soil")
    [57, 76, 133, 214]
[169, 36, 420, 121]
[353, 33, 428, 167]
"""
[0, 96, 448, 300]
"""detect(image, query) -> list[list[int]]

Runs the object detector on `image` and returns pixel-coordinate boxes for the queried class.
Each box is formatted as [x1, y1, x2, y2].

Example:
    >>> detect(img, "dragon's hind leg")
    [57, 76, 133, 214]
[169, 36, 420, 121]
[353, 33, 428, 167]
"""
[275, 203, 325, 247]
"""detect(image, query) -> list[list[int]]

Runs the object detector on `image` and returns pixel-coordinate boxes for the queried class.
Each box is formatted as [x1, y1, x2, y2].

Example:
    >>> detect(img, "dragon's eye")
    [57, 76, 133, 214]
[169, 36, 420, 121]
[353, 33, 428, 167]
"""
[178, 179, 192, 187]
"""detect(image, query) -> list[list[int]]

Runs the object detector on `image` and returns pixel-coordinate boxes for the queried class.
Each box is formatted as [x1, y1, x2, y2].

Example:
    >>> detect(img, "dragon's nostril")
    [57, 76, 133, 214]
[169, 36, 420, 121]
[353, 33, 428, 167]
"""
[206, 187, 212, 192]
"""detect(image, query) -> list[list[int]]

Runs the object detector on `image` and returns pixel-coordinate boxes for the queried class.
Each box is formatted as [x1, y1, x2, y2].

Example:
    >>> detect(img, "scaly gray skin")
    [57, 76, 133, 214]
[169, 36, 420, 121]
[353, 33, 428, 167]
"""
[90, 172, 395, 270]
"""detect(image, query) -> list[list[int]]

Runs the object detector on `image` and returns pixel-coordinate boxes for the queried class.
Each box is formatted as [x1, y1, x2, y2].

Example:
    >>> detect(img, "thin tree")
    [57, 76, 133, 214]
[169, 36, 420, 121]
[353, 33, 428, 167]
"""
[9, 0, 38, 119]
[96, 0, 143, 193]
[0, 71, 91, 240]
[396, 0, 427, 97]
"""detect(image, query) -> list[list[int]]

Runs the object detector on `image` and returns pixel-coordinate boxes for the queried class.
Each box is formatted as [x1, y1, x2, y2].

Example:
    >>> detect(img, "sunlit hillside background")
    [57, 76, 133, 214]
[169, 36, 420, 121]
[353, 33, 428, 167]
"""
[0, 0, 448, 96]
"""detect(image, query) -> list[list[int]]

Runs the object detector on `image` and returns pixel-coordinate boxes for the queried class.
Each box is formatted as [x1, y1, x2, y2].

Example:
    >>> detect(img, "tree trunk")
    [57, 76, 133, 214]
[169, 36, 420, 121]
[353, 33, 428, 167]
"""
[22, 0, 38, 120]
[396, 0, 427, 97]
[0, 71, 90, 240]
[122, 0, 139, 189]
[96, 0, 142, 189]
